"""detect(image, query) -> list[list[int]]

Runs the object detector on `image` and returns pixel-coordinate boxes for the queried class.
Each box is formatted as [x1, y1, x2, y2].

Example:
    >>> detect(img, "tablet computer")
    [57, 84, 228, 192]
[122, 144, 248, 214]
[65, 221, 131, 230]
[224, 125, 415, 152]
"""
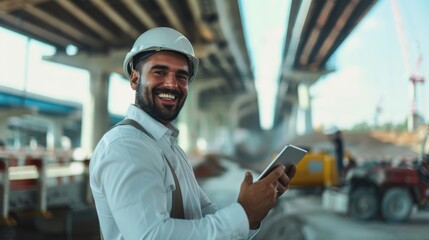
[256, 144, 307, 181]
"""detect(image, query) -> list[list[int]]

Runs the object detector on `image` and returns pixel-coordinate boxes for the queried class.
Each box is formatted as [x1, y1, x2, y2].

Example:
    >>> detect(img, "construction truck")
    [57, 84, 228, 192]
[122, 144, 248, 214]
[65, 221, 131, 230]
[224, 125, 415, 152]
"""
[323, 127, 429, 222]
[289, 148, 341, 188]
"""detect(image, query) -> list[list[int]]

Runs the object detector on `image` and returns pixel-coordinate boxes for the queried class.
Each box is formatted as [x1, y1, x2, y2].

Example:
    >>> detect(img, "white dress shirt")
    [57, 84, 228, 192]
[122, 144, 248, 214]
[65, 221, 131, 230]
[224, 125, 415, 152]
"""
[90, 104, 256, 239]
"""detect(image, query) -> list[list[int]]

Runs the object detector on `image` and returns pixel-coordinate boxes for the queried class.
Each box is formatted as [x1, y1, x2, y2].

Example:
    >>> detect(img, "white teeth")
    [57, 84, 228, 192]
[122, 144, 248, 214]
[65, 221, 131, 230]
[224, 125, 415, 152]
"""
[158, 93, 176, 99]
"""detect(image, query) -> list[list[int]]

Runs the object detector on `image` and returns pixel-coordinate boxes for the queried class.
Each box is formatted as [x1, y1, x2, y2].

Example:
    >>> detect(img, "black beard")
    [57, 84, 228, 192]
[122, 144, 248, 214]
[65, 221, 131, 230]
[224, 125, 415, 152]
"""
[135, 81, 185, 123]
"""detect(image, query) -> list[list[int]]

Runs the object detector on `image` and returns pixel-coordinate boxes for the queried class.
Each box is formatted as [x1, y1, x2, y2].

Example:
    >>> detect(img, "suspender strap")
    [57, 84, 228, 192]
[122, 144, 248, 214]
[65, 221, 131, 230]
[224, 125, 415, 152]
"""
[114, 119, 185, 219]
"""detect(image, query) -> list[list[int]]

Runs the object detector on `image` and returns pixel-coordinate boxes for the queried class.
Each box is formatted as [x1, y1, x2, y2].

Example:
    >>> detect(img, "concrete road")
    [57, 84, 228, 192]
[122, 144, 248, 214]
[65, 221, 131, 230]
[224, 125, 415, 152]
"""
[199, 158, 429, 240]
[278, 190, 429, 240]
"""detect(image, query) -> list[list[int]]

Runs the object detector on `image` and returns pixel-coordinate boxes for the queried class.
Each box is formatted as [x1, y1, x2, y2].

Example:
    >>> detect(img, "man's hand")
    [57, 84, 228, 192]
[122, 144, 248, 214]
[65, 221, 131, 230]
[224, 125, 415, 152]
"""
[276, 165, 296, 197]
[237, 164, 295, 229]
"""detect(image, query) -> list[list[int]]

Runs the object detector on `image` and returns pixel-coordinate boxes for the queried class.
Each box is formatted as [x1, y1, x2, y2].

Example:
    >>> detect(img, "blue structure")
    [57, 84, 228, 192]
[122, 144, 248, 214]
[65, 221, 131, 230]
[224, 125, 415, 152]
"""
[0, 86, 122, 124]
[0, 91, 80, 116]
[0, 86, 123, 149]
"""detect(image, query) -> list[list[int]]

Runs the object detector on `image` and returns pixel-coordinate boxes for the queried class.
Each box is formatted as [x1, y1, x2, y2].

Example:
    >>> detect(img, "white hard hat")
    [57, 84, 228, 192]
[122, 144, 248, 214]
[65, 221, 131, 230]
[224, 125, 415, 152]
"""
[123, 27, 199, 83]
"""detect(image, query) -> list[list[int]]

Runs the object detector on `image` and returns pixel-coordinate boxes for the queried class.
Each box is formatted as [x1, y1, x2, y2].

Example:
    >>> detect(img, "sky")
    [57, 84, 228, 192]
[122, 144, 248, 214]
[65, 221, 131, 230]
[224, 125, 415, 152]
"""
[310, 0, 429, 130]
[239, 0, 290, 130]
[0, 0, 428, 131]
[0, 28, 90, 102]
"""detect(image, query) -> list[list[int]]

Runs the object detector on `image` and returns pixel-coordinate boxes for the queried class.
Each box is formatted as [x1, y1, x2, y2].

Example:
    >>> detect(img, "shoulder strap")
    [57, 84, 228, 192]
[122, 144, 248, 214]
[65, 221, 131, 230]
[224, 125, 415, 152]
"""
[114, 119, 185, 219]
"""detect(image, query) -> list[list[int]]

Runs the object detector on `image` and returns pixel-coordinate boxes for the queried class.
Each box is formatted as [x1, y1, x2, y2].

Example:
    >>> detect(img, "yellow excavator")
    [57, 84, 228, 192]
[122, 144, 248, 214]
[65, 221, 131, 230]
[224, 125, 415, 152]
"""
[289, 149, 340, 188]
[288, 147, 354, 189]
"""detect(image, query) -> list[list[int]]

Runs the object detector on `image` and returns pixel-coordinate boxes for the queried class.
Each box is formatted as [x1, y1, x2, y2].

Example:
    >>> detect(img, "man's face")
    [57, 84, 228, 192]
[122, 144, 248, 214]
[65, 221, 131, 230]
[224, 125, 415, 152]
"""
[130, 51, 189, 125]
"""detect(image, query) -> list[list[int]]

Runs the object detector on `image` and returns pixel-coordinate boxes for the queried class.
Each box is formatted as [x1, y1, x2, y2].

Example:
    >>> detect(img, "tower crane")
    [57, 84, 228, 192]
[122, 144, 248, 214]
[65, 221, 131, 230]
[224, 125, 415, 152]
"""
[391, 0, 425, 131]
[409, 52, 425, 116]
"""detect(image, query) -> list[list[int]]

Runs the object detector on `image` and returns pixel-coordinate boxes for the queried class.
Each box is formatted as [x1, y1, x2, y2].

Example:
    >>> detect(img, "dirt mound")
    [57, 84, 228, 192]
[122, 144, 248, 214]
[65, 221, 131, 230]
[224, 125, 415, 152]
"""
[291, 125, 429, 164]
[370, 125, 428, 153]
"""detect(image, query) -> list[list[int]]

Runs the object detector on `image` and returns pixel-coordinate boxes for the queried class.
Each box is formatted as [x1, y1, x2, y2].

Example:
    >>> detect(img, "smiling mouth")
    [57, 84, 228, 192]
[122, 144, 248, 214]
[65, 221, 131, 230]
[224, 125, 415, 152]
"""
[158, 93, 176, 100]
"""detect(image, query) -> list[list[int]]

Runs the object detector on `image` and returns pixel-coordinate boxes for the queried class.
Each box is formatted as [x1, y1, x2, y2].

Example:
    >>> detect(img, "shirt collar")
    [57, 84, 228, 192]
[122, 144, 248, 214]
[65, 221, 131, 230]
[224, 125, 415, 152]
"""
[125, 104, 179, 141]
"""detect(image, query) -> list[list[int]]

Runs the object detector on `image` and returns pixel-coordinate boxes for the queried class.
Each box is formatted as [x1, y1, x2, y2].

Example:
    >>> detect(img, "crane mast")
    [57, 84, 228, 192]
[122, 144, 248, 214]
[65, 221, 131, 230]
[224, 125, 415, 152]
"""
[391, 0, 425, 132]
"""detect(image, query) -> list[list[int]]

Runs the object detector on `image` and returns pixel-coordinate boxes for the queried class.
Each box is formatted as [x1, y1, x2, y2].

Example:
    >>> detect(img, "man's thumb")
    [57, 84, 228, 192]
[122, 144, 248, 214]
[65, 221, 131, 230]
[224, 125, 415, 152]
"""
[243, 171, 253, 185]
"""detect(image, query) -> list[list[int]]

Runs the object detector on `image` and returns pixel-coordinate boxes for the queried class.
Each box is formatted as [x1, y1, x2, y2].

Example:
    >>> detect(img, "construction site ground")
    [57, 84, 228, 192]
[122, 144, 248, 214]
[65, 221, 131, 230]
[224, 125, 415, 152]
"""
[2, 126, 428, 239]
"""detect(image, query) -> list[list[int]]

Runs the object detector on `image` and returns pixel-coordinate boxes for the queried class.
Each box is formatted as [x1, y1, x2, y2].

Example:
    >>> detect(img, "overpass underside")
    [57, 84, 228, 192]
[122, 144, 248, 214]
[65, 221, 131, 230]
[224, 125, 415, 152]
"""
[0, 0, 377, 164]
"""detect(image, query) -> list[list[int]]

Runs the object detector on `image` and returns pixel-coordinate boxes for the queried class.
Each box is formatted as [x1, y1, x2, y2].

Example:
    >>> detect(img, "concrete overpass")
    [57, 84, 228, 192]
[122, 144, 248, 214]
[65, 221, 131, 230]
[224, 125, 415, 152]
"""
[0, 0, 378, 162]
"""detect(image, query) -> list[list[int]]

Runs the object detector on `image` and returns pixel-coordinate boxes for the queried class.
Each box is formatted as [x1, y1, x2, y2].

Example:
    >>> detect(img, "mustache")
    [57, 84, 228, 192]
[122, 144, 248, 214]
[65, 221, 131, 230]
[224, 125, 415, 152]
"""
[154, 87, 182, 97]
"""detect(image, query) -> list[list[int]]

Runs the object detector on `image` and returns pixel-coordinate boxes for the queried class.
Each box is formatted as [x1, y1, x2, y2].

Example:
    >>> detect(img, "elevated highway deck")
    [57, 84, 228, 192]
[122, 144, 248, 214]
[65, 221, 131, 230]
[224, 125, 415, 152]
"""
[0, 0, 378, 161]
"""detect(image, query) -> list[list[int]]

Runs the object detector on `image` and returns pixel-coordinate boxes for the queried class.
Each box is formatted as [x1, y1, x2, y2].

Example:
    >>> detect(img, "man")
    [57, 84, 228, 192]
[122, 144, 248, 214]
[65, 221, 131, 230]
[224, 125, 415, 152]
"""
[328, 129, 344, 178]
[90, 27, 296, 240]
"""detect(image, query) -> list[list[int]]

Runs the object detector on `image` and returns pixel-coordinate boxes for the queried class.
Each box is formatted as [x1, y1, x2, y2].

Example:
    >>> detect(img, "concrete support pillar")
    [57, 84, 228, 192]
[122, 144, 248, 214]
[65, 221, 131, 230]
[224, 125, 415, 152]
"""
[304, 103, 313, 133]
[217, 112, 234, 155]
[178, 79, 226, 153]
[46, 118, 64, 150]
[44, 50, 129, 153]
[286, 104, 298, 141]
[298, 83, 313, 134]
[196, 112, 210, 152]
[0, 116, 9, 140]
[177, 84, 198, 153]
[229, 94, 257, 126]
[228, 94, 258, 152]
[198, 112, 210, 140]
[81, 70, 110, 153]
[281, 70, 332, 136]
[200, 109, 228, 153]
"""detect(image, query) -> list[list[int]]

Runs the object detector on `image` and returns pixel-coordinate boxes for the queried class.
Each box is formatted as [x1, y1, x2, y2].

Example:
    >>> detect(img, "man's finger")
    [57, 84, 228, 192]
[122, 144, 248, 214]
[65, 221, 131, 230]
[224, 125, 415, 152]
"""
[262, 165, 286, 183]
[287, 165, 297, 179]
[277, 184, 287, 197]
[242, 171, 253, 187]
[277, 174, 290, 187]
